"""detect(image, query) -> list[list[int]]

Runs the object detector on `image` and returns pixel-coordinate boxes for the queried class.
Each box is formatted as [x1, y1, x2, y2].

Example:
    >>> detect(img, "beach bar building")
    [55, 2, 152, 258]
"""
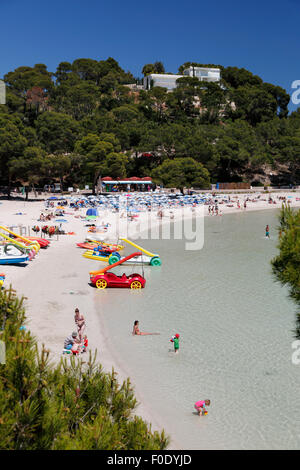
[101, 176, 153, 192]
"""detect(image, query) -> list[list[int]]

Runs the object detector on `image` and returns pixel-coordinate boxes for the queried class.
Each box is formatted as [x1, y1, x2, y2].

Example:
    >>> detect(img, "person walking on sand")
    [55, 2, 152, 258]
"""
[74, 308, 86, 341]
[265, 225, 270, 238]
[132, 320, 159, 336]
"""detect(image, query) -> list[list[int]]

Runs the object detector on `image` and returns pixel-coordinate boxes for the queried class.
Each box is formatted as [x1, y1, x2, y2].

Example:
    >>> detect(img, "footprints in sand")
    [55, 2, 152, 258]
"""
[63, 290, 88, 296]
[60, 272, 78, 279]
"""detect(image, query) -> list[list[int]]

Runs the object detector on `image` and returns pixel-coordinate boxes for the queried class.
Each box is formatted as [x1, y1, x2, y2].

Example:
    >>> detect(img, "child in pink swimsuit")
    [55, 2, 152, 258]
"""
[194, 399, 211, 416]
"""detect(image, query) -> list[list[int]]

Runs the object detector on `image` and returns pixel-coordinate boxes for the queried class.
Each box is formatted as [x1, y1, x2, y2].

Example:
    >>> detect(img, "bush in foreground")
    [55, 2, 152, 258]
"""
[272, 205, 300, 337]
[0, 287, 168, 450]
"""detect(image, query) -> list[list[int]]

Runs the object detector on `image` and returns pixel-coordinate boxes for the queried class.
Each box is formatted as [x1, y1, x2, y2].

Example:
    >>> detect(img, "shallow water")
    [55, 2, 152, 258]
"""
[95, 209, 300, 449]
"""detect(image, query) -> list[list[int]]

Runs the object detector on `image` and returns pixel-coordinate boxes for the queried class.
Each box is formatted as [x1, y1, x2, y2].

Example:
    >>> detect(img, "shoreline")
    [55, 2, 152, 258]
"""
[0, 192, 300, 448]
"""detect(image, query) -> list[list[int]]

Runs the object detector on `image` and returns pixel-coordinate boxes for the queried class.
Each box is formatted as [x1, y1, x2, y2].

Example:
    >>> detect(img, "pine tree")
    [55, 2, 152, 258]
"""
[272, 205, 300, 337]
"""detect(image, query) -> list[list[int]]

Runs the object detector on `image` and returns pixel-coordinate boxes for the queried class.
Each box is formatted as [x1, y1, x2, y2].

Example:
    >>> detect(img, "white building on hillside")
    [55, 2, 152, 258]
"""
[143, 66, 221, 91]
[183, 66, 221, 82]
[143, 73, 183, 91]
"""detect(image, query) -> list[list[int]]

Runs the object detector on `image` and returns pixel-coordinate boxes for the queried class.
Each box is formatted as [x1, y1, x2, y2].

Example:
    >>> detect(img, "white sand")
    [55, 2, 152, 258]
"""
[0, 190, 299, 447]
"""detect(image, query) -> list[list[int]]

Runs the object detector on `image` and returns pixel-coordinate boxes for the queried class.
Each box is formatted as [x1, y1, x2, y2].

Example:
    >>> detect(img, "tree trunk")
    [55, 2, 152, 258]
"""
[93, 171, 101, 195]
[31, 184, 37, 199]
[7, 175, 11, 199]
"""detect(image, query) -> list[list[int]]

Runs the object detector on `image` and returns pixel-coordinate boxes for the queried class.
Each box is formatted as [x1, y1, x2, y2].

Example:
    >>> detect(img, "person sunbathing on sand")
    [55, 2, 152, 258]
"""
[132, 320, 159, 336]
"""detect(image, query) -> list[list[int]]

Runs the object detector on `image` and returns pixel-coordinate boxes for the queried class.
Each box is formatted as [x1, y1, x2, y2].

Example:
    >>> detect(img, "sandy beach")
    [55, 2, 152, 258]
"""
[1, 190, 300, 448]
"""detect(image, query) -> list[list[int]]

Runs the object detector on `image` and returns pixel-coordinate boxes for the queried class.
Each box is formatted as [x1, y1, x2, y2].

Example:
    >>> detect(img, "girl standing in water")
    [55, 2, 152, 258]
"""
[265, 225, 270, 238]
[194, 399, 211, 416]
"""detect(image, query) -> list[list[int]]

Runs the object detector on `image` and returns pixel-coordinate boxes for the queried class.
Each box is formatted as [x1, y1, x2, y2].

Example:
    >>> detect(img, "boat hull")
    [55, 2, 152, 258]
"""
[0, 256, 29, 264]
[82, 251, 109, 262]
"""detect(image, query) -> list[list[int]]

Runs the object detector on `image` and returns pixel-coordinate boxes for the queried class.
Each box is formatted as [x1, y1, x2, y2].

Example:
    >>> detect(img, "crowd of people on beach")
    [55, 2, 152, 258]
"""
[43, 190, 288, 420]
[39, 212, 55, 221]
[208, 205, 220, 215]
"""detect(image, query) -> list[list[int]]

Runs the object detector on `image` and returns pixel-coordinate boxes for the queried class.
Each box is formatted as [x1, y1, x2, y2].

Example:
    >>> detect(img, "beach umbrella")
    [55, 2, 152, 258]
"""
[85, 215, 97, 221]
[48, 196, 58, 200]
[86, 208, 99, 216]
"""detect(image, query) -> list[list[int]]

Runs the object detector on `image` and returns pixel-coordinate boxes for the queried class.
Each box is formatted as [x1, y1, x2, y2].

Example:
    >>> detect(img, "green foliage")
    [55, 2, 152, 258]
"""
[142, 62, 165, 76]
[0, 287, 168, 450]
[152, 157, 210, 189]
[35, 112, 80, 153]
[272, 206, 300, 337]
[4, 64, 53, 97]
[1, 58, 299, 190]
[0, 113, 28, 193]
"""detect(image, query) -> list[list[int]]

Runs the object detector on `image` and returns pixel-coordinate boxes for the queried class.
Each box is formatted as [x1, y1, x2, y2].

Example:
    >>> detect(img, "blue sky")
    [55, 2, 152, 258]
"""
[1, 0, 299, 110]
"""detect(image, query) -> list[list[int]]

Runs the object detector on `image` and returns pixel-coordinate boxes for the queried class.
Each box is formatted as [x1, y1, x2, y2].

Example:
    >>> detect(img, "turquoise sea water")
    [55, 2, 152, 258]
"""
[95, 210, 300, 449]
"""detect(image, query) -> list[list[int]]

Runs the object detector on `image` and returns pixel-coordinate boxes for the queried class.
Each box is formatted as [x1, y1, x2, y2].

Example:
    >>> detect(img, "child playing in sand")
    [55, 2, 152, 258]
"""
[71, 336, 83, 355]
[63, 331, 78, 353]
[170, 334, 180, 354]
[194, 399, 211, 416]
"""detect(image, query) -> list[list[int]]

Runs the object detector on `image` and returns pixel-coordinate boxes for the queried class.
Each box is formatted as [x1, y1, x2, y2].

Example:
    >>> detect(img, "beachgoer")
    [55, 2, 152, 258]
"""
[194, 399, 211, 416]
[74, 308, 86, 341]
[64, 331, 78, 351]
[81, 335, 88, 352]
[265, 225, 270, 238]
[170, 333, 180, 354]
[71, 336, 82, 354]
[132, 320, 159, 336]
